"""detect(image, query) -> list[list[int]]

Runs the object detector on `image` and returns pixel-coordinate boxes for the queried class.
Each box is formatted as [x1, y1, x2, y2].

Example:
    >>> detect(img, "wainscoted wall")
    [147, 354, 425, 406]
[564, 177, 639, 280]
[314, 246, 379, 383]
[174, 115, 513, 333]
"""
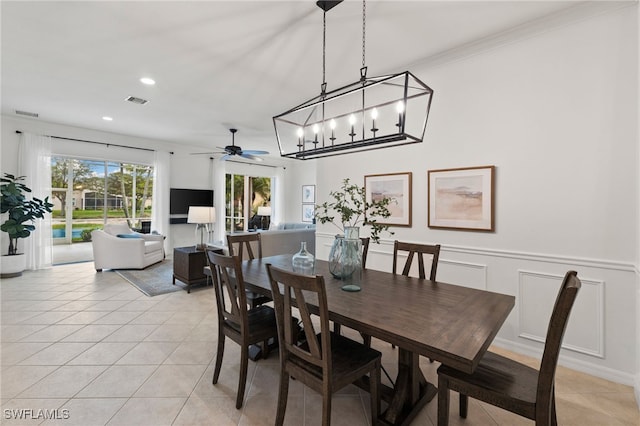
[316, 233, 637, 386]
[313, 4, 638, 397]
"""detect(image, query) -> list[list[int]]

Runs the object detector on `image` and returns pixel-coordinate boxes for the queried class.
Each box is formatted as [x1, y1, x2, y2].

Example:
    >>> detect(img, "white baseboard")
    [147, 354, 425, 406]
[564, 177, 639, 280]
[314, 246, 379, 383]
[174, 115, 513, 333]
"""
[493, 337, 636, 387]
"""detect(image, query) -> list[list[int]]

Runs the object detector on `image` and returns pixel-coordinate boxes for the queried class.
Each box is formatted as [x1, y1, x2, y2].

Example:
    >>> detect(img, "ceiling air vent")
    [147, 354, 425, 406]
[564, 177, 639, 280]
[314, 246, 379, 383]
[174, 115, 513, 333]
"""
[125, 96, 149, 105]
[15, 110, 39, 118]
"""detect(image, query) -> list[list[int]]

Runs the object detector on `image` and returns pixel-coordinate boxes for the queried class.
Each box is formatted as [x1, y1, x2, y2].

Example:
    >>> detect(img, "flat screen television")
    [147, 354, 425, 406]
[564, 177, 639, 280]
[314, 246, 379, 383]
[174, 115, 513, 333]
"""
[170, 188, 214, 215]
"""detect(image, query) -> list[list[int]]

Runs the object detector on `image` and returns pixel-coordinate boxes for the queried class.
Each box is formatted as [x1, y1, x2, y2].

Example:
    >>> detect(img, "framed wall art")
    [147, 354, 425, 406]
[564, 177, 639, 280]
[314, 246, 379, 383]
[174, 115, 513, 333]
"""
[301, 203, 315, 223]
[302, 185, 315, 203]
[364, 172, 412, 227]
[428, 165, 495, 231]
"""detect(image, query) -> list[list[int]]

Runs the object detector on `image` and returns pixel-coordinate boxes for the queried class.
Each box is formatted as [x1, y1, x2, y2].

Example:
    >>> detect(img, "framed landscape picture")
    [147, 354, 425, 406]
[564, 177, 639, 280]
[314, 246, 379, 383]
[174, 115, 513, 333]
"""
[428, 165, 495, 231]
[302, 185, 315, 203]
[364, 172, 412, 227]
[301, 204, 315, 223]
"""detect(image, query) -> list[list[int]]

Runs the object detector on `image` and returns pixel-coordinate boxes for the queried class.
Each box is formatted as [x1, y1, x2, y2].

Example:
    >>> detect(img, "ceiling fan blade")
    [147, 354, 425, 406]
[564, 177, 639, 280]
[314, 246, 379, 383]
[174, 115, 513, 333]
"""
[220, 154, 232, 161]
[242, 150, 269, 155]
[240, 153, 264, 161]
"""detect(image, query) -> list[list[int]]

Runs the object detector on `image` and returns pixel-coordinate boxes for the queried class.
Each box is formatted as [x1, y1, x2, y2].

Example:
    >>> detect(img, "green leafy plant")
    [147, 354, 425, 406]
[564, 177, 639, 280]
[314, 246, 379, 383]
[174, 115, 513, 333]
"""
[0, 174, 54, 255]
[315, 178, 394, 243]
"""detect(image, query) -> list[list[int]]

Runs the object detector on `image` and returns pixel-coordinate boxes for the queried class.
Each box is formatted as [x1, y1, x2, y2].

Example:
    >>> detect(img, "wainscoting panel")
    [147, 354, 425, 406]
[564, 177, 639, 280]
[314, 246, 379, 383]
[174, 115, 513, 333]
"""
[518, 270, 604, 358]
[438, 259, 487, 290]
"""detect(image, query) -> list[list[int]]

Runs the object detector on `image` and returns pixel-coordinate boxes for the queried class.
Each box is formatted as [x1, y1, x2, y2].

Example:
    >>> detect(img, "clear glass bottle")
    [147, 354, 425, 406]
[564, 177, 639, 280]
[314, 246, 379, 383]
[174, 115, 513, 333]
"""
[292, 241, 315, 275]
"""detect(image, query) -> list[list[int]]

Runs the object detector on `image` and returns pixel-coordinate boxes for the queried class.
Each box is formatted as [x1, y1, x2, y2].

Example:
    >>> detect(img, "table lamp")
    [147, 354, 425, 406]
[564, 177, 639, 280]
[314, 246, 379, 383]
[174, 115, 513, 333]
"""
[187, 206, 216, 250]
[257, 206, 271, 230]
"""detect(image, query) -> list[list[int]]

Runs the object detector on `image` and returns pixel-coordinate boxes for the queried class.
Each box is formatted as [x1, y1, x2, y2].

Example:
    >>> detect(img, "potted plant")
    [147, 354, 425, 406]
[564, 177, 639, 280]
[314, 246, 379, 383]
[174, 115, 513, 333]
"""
[315, 178, 394, 242]
[1, 173, 54, 277]
[315, 178, 394, 290]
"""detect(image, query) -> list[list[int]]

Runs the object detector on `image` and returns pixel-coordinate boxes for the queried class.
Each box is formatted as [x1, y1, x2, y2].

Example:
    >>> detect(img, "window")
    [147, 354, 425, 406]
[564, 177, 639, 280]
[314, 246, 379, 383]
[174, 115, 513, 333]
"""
[225, 174, 271, 232]
[51, 156, 154, 244]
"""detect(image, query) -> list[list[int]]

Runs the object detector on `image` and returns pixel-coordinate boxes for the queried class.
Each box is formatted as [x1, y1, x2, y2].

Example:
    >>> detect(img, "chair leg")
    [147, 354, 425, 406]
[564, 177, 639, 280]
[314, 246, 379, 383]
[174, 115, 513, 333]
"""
[333, 322, 341, 335]
[370, 361, 380, 425]
[212, 334, 225, 384]
[236, 344, 249, 409]
[262, 339, 270, 359]
[322, 389, 332, 426]
[437, 375, 450, 426]
[459, 394, 468, 418]
[275, 370, 290, 426]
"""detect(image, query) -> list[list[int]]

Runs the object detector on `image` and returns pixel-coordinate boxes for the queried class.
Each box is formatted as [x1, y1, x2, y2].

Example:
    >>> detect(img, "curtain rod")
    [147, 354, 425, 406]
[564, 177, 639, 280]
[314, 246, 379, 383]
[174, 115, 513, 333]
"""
[15, 130, 158, 153]
[225, 159, 283, 169]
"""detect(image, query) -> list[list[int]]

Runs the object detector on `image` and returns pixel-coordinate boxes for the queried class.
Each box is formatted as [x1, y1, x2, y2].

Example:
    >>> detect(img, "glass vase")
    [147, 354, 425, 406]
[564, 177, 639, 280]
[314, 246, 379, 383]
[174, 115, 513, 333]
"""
[328, 226, 362, 292]
[292, 241, 315, 275]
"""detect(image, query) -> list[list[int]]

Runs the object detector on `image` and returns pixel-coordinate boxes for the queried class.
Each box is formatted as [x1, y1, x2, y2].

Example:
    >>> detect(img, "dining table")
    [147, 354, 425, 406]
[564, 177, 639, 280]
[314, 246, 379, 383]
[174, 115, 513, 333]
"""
[240, 254, 515, 426]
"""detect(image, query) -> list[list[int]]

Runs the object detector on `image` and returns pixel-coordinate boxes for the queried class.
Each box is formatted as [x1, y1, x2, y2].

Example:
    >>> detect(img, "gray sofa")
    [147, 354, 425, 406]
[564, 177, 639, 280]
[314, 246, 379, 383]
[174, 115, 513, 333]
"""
[225, 223, 316, 258]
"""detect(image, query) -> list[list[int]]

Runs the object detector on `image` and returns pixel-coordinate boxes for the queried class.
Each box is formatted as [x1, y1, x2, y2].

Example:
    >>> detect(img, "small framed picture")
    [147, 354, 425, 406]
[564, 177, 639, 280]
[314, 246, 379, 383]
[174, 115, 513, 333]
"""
[428, 165, 495, 231]
[364, 172, 412, 227]
[302, 204, 315, 223]
[302, 185, 315, 203]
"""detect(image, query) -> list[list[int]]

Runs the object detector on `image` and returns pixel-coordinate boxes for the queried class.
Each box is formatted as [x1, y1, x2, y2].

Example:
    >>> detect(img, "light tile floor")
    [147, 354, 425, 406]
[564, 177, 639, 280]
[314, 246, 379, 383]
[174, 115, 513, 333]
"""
[1, 262, 639, 425]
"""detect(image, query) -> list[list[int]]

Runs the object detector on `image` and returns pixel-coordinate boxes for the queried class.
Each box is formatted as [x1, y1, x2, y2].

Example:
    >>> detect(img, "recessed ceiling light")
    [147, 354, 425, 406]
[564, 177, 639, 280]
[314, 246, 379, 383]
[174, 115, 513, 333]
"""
[102, 116, 113, 121]
[140, 77, 156, 85]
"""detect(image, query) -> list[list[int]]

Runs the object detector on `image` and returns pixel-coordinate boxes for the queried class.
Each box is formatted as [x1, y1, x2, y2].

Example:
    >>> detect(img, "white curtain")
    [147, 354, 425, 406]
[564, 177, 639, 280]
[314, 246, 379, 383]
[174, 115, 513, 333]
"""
[18, 132, 53, 270]
[273, 166, 285, 225]
[152, 150, 171, 252]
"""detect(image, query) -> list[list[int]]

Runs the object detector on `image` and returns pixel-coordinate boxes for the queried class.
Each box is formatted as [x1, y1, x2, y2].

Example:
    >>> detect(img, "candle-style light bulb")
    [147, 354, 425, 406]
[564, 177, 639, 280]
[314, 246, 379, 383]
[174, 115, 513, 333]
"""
[329, 119, 337, 143]
[297, 127, 304, 150]
[396, 101, 405, 130]
[348, 114, 356, 141]
[312, 124, 319, 145]
[371, 108, 379, 137]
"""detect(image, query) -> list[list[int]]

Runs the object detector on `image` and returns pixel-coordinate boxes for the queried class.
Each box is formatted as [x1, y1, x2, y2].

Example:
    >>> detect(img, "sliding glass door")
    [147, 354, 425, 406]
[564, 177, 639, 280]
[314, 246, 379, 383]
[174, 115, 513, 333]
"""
[225, 174, 271, 232]
[51, 156, 154, 264]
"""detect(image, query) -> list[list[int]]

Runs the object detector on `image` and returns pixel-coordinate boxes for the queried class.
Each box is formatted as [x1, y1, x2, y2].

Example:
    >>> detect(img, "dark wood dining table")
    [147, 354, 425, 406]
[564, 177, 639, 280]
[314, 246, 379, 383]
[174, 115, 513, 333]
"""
[240, 254, 515, 426]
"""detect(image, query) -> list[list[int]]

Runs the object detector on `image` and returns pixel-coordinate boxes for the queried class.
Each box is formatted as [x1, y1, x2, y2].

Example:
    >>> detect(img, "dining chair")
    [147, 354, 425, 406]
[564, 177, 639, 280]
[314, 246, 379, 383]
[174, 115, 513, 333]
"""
[389, 240, 441, 353]
[226, 233, 272, 309]
[437, 270, 581, 426]
[392, 240, 441, 280]
[206, 249, 279, 409]
[266, 264, 382, 426]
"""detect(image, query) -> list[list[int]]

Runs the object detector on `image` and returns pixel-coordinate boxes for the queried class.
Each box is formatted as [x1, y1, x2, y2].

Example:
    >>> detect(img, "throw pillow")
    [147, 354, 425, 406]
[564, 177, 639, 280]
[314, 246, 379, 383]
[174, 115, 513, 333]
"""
[117, 234, 141, 239]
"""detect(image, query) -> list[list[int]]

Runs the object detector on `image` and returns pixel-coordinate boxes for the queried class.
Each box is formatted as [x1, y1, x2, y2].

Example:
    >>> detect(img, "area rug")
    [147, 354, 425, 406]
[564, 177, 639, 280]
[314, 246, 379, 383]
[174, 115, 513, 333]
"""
[115, 261, 183, 297]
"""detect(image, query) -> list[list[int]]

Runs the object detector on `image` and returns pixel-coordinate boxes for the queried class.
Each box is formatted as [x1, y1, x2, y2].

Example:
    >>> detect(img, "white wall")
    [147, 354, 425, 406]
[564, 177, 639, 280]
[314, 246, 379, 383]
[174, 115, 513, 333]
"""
[315, 6, 638, 390]
[282, 159, 317, 225]
[636, 2, 640, 408]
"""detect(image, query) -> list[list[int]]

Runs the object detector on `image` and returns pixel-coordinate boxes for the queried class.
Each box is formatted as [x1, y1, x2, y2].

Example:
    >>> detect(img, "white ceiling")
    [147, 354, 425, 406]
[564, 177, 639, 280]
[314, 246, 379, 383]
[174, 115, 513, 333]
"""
[2, 1, 587, 157]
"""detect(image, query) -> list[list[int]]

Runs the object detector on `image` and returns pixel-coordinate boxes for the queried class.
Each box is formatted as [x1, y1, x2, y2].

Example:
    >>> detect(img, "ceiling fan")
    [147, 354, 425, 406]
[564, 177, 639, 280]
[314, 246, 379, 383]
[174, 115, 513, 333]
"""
[193, 128, 269, 161]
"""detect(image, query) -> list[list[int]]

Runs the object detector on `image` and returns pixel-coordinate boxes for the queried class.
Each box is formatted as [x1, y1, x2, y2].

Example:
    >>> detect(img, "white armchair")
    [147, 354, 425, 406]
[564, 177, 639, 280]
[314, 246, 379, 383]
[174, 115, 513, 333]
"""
[91, 223, 165, 272]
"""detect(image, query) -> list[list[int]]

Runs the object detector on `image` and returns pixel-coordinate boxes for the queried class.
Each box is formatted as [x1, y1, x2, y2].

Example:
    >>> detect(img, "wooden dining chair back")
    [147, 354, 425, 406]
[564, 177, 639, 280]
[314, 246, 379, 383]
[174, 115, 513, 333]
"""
[266, 264, 382, 426]
[393, 240, 441, 280]
[437, 270, 581, 426]
[226, 233, 270, 309]
[227, 233, 262, 260]
[206, 249, 278, 409]
[360, 237, 370, 269]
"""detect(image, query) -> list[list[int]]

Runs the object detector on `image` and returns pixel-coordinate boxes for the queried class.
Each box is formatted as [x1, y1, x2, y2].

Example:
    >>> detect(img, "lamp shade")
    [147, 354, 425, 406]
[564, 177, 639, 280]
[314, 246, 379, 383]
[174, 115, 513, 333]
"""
[257, 206, 272, 216]
[187, 206, 216, 224]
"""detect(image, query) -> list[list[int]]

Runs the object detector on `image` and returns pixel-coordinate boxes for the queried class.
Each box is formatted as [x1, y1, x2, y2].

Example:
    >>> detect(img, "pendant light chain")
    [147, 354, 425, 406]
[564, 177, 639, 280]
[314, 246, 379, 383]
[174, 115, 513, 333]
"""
[362, 0, 366, 69]
[321, 9, 327, 97]
[323, 10, 327, 87]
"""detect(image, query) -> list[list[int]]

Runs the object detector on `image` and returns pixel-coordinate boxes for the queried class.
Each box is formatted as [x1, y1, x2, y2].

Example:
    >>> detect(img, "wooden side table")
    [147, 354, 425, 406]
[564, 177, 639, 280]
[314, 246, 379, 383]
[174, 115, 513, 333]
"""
[173, 246, 223, 293]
